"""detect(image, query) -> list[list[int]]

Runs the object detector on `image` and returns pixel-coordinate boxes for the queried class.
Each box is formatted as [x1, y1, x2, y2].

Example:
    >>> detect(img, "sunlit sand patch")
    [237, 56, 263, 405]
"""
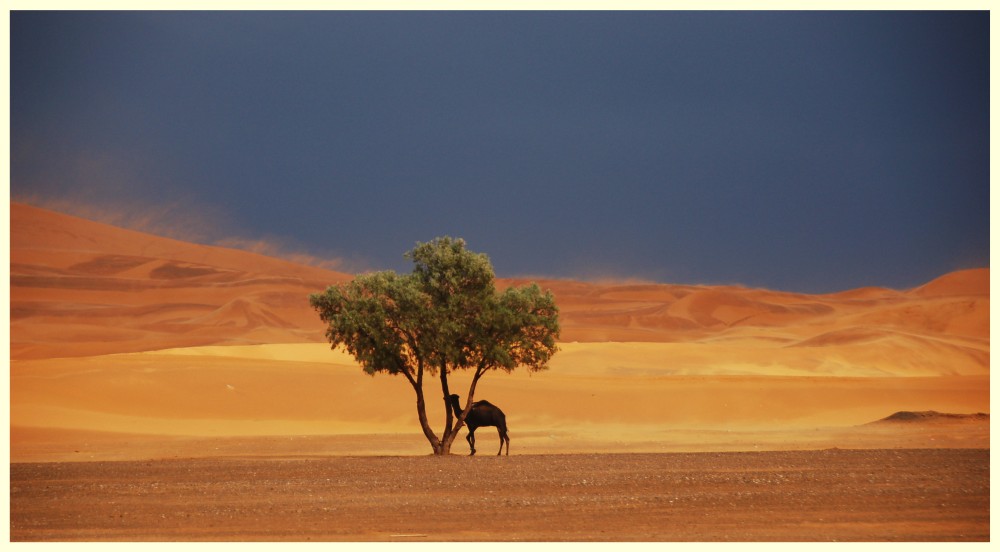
[11, 341, 988, 461]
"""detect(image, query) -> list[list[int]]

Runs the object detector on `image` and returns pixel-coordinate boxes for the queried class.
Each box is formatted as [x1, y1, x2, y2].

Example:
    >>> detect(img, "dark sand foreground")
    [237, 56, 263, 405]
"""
[10, 449, 988, 542]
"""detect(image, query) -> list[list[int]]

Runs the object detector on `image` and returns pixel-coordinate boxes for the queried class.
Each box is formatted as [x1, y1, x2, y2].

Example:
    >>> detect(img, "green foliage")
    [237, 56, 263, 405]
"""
[309, 237, 560, 378]
[407, 237, 495, 370]
[490, 283, 560, 371]
[309, 270, 428, 377]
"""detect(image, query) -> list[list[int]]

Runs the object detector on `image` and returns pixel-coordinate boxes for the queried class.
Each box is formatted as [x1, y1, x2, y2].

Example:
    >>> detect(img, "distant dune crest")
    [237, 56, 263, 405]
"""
[872, 411, 990, 424]
[910, 269, 989, 297]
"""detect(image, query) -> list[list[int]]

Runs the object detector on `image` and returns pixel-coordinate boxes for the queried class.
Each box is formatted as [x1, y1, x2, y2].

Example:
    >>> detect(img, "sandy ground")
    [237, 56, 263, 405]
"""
[9, 449, 989, 541]
[10, 343, 989, 462]
[9, 413, 990, 464]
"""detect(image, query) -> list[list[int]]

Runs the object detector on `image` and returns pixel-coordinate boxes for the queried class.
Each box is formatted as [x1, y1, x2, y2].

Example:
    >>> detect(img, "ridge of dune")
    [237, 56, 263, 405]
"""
[869, 411, 990, 424]
[909, 268, 989, 297]
[11, 202, 351, 283]
[504, 271, 988, 345]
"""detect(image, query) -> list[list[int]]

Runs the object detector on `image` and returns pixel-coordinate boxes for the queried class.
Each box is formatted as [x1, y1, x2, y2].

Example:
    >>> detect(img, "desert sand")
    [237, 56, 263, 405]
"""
[7, 202, 990, 541]
[10, 449, 989, 541]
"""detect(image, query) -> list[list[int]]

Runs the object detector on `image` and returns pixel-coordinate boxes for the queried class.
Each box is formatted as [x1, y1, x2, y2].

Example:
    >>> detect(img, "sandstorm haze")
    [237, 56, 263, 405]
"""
[10, 11, 988, 293]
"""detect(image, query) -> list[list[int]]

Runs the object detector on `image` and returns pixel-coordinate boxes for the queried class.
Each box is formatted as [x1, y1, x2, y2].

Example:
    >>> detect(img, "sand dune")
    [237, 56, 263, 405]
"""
[872, 410, 989, 424]
[8, 202, 990, 460]
[506, 269, 988, 345]
[11, 202, 353, 359]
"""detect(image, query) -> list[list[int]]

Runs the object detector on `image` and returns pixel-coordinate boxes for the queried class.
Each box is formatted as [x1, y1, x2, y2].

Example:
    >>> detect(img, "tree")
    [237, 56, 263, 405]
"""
[309, 237, 559, 455]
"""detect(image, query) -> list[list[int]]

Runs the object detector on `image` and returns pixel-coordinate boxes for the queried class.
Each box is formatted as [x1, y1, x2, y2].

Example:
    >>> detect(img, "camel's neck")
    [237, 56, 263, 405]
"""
[449, 396, 463, 418]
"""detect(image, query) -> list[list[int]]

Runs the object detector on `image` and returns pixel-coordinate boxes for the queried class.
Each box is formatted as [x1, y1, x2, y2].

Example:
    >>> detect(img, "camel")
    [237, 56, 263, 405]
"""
[449, 394, 509, 456]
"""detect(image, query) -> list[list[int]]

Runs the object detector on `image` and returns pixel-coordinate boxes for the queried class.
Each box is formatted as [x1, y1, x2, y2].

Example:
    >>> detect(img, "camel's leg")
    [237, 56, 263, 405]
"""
[497, 428, 509, 456]
[467, 429, 476, 456]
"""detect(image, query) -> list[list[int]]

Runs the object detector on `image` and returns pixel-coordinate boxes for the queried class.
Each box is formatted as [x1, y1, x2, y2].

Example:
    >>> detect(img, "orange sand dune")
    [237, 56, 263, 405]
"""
[513, 269, 988, 344]
[11, 202, 353, 359]
[8, 202, 990, 460]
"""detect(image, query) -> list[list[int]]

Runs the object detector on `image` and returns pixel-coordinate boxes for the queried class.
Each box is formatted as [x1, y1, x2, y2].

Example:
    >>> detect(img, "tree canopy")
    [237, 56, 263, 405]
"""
[309, 237, 559, 455]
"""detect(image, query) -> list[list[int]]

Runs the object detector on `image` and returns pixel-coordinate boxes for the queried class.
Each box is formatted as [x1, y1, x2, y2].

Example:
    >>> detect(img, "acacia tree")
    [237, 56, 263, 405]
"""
[309, 237, 559, 455]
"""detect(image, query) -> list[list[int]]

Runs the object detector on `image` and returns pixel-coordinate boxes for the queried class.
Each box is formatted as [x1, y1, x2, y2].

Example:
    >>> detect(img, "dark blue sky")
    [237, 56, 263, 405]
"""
[10, 11, 990, 293]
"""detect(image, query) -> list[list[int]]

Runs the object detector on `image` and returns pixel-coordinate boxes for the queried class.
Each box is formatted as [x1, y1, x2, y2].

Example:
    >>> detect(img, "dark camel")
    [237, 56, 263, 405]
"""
[449, 394, 509, 456]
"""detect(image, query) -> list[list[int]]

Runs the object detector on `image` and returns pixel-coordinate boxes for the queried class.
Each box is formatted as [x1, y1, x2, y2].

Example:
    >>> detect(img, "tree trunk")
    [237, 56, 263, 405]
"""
[412, 363, 490, 456]
[438, 360, 470, 455]
[414, 390, 443, 454]
[439, 360, 454, 438]
[441, 418, 464, 453]
[403, 366, 446, 455]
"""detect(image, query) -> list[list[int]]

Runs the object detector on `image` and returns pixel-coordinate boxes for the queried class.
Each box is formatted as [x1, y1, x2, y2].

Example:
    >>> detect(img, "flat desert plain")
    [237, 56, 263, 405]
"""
[8, 202, 991, 541]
